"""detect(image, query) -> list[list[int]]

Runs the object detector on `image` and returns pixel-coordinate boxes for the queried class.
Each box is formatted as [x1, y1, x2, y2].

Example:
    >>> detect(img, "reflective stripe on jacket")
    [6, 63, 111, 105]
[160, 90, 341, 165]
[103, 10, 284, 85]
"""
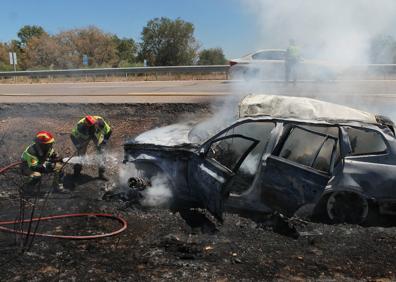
[94, 116, 111, 145]
[71, 116, 111, 145]
[21, 144, 54, 169]
[286, 45, 300, 61]
[71, 117, 91, 140]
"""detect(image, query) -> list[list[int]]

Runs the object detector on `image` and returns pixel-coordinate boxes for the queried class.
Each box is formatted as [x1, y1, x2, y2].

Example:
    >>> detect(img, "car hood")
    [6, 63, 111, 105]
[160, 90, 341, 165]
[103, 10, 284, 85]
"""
[133, 122, 197, 146]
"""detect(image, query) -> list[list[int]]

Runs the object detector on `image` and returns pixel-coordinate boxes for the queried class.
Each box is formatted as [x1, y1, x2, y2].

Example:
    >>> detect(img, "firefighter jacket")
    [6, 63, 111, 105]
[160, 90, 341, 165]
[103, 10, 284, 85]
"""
[21, 143, 56, 172]
[286, 45, 301, 62]
[71, 116, 112, 146]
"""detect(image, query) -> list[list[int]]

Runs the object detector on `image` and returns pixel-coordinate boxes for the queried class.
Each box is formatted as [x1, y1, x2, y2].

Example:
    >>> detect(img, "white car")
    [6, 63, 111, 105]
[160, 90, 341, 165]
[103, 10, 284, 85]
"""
[229, 49, 338, 81]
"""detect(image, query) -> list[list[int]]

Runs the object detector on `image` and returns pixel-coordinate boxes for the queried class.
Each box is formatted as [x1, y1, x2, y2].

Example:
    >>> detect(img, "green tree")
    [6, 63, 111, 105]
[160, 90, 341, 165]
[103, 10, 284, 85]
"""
[55, 26, 118, 68]
[139, 17, 198, 66]
[0, 43, 10, 70]
[198, 48, 227, 65]
[112, 36, 137, 65]
[17, 25, 47, 46]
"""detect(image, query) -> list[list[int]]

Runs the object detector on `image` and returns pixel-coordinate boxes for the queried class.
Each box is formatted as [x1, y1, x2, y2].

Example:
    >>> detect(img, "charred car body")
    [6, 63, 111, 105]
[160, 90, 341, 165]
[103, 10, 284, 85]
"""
[123, 95, 396, 225]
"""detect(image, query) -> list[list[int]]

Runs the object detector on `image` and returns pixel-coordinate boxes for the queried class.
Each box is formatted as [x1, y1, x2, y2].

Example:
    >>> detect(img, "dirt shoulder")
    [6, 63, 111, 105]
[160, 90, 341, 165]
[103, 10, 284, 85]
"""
[0, 103, 395, 281]
[0, 73, 227, 85]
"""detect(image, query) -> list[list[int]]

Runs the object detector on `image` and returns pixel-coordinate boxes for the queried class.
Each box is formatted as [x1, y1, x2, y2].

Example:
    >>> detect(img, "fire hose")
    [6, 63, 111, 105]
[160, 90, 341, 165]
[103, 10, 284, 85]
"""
[0, 213, 127, 240]
[0, 161, 21, 174]
[0, 161, 128, 240]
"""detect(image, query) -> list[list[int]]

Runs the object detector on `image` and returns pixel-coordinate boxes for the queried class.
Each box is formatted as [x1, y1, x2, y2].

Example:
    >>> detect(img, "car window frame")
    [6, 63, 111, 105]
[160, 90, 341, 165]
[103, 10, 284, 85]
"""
[344, 126, 389, 157]
[276, 125, 339, 174]
[197, 120, 276, 172]
[203, 134, 260, 172]
[198, 120, 276, 151]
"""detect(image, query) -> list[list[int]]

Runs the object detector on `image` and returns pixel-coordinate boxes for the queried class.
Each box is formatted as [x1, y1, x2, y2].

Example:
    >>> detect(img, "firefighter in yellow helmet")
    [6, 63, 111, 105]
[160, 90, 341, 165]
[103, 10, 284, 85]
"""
[21, 131, 65, 192]
[285, 39, 301, 83]
[70, 115, 112, 179]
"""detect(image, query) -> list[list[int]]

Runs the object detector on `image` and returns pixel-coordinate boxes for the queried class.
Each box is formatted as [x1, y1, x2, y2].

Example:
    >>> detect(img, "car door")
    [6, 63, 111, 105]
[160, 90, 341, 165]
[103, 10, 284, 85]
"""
[251, 50, 285, 80]
[260, 125, 339, 216]
[188, 134, 259, 222]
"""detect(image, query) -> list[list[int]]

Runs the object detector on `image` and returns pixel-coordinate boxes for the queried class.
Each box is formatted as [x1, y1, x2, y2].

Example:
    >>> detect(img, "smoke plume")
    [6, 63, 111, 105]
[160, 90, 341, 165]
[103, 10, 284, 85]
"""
[242, 0, 396, 64]
[140, 174, 173, 207]
[118, 163, 173, 207]
[189, 1, 396, 141]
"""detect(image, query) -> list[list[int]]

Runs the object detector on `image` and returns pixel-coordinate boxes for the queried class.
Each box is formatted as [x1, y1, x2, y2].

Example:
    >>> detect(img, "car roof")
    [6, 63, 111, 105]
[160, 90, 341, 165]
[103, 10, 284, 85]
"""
[233, 49, 286, 60]
[239, 94, 379, 124]
[253, 49, 286, 53]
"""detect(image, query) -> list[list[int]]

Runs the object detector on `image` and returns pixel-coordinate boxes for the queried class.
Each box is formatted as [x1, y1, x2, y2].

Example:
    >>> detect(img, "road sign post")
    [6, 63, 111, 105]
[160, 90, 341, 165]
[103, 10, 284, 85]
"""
[9, 52, 17, 82]
[9, 52, 17, 72]
[83, 55, 88, 66]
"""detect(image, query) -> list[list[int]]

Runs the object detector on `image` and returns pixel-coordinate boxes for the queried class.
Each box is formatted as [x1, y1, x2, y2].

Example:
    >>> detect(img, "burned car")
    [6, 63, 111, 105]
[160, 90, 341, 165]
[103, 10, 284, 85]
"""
[123, 95, 396, 225]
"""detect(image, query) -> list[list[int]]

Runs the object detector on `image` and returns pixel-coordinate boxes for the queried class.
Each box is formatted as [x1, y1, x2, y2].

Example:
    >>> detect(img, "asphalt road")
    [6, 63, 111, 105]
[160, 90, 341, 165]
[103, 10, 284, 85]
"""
[0, 80, 229, 103]
[0, 79, 395, 117]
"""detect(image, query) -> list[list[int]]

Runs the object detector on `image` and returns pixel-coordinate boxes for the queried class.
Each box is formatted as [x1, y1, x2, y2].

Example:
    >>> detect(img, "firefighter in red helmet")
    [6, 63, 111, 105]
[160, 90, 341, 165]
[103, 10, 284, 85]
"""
[21, 131, 66, 192]
[70, 115, 112, 179]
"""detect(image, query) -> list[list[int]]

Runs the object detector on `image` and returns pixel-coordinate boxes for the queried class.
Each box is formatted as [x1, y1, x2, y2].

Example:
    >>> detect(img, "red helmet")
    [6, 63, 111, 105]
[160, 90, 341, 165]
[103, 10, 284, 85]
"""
[84, 115, 97, 127]
[35, 131, 55, 144]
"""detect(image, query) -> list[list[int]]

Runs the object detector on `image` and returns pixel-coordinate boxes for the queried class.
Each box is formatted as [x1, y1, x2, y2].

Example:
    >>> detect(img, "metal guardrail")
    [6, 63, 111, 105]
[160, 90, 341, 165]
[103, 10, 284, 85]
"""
[0, 65, 230, 78]
[1, 64, 396, 79]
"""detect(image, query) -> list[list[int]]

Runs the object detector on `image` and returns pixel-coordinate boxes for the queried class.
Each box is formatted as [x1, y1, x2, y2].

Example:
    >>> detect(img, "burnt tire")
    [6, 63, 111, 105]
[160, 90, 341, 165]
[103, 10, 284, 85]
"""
[122, 162, 175, 208]
[326, 192, 369, 224]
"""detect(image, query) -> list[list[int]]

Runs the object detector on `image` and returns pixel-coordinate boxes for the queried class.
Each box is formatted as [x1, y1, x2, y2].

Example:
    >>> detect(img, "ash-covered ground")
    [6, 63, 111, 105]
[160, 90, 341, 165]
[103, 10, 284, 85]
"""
[0, 103, 395, 281]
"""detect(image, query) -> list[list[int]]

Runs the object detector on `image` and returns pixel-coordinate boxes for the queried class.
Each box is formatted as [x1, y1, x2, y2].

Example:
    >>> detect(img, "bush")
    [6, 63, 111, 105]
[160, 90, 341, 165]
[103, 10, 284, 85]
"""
[198, 48, 227, 65]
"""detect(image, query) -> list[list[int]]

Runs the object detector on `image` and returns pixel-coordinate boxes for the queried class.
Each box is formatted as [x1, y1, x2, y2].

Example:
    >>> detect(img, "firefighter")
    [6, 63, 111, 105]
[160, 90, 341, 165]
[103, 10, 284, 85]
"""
[21, 131, 65, 192]
[70, 115, 112, 179]
[285, 39, 301, 83]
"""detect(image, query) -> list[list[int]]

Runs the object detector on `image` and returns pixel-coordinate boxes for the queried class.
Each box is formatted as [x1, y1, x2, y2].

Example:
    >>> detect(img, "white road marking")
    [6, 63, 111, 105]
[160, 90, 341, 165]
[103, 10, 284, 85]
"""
[126, 92, 229, 96]
[0, 93, 32, 96]
[0, 92, 230, 96]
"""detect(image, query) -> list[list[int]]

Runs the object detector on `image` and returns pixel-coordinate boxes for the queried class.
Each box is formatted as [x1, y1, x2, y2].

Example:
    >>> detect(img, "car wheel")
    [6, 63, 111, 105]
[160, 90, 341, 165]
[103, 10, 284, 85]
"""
[326, 192, 369, 224]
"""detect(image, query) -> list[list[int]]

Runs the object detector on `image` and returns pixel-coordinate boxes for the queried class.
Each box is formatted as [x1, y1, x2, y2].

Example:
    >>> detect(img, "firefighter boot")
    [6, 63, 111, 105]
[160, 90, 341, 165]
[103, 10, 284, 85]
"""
[73, 163, 82, 177]
[52, 171, 69, 194]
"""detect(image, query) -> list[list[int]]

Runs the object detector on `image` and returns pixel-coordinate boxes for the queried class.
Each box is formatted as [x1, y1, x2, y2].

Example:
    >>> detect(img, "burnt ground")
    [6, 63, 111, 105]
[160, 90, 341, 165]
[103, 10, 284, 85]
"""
[0, 103, 396, 281]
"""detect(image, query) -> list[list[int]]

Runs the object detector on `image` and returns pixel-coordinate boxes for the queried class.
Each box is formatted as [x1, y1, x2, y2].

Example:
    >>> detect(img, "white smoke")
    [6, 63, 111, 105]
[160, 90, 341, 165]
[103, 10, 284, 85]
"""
[140, 174, 173, 207]
[184, 0, 396, 150]
[223, 0, 396, 121]
[188, 100, 239, 143]
[118, 162, 173, 207]
[242, 0, 396, 64]
[65, 152, 121, 171]
[118, 162, 138, 186]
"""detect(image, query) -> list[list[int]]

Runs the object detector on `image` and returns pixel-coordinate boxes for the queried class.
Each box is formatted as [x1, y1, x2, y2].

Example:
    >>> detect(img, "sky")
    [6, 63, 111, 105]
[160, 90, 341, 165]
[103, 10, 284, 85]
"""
[1, 0, 258, 59]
